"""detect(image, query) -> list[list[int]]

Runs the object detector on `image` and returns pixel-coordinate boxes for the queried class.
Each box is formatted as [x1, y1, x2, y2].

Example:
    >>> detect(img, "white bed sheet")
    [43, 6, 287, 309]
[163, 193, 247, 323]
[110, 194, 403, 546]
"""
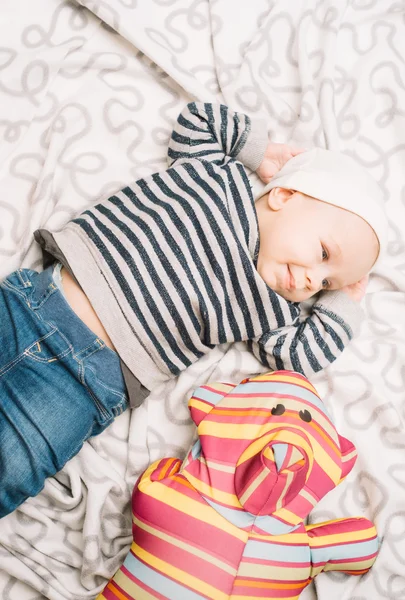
[0, 1, 404, 599]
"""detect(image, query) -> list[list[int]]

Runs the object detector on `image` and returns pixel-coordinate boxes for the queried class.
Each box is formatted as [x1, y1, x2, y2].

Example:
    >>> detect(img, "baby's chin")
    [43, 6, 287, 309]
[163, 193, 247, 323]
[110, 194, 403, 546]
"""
[274, 287, 316, 304]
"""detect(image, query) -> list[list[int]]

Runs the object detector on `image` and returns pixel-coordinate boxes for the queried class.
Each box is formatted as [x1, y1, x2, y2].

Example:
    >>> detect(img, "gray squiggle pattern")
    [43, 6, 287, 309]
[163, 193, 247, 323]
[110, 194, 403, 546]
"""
[0, 1, 404, 599]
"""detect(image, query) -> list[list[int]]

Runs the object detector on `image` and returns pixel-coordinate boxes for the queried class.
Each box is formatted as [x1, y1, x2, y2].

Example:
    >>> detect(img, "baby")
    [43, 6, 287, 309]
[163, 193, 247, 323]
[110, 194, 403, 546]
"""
[0, 102, 386, 518]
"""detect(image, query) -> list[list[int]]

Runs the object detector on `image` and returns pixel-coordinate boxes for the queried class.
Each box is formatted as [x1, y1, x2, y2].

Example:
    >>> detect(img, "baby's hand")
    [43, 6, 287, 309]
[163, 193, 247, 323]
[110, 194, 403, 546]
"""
[256, 142, 306, 183]
[341, 275, 369, 302]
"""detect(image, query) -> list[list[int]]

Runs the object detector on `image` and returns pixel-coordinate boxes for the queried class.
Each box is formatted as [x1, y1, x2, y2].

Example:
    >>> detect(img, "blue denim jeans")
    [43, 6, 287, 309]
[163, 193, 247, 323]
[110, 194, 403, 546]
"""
[0, 266, 128, 518]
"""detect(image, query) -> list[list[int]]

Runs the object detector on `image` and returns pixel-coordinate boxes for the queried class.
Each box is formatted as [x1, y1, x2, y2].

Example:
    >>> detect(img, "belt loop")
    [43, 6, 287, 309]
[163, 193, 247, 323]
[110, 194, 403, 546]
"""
[29, 266, 58, 307]
[17, 269, 33, 288]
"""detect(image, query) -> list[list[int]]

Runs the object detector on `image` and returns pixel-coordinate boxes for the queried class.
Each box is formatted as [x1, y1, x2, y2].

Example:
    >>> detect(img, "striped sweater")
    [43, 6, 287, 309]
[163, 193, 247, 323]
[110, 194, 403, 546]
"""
[41, 103, 361, 390]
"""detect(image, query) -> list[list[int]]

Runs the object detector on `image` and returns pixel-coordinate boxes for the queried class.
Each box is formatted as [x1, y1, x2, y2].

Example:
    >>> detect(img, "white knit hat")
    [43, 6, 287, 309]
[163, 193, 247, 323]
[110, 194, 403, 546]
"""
[256, 148, 388, 258]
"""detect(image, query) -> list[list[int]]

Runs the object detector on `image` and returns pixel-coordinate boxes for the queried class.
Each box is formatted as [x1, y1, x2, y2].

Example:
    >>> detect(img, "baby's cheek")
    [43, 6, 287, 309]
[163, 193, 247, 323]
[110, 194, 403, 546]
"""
[257, 260, 276, 289]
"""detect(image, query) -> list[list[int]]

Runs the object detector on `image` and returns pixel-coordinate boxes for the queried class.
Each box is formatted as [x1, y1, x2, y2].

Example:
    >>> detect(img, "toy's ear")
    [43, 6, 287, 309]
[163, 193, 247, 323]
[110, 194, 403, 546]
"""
[188, 381, 235, 426]
[339, 434, 357, 482]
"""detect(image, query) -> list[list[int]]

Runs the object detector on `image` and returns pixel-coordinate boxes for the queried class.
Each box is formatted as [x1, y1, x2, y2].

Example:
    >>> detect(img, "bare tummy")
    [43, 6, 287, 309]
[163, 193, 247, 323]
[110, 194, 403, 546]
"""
[61, 267, 115, 351]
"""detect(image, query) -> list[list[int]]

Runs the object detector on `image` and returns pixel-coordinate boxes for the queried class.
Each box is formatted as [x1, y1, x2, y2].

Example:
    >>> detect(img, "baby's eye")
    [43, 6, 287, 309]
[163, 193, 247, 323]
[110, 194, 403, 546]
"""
[322, 278, 330, 289]
[322, 246, 328, 260]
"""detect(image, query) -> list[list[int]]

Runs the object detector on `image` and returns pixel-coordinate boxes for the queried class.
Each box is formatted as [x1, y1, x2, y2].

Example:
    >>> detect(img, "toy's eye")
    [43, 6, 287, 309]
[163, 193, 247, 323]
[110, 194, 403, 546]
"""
[271, 404, 285, 416]
[299, 409, 312, 422]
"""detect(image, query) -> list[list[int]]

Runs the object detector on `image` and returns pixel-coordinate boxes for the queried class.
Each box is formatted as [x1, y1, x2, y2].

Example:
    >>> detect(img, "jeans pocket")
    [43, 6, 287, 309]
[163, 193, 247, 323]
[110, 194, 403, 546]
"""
[25, 328, 72, 363]
[0, 328, 72, 379]
[80, 358, 128, 426]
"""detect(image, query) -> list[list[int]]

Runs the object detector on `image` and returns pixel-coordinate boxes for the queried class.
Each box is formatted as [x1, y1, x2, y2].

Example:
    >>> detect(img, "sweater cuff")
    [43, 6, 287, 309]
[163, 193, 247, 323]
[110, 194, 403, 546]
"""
[314, 290, 364, 339]
[237, 117, 268, 172]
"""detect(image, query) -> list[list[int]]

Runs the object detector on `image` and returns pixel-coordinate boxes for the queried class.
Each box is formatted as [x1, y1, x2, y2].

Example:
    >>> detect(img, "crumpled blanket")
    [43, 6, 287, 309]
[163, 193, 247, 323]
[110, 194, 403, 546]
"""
[0, 2, 404, 599]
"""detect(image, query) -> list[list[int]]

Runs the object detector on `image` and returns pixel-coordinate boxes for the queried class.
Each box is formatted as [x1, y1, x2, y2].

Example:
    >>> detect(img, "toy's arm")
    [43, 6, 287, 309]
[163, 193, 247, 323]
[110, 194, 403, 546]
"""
[134, 457, 182, 497]
[149, 457, 182, 481]
[307, 517, 378, 578]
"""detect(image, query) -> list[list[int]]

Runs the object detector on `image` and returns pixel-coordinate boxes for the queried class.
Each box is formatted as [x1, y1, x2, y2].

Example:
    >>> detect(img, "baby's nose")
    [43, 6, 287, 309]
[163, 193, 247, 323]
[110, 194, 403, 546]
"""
[306, 269, 322, 291]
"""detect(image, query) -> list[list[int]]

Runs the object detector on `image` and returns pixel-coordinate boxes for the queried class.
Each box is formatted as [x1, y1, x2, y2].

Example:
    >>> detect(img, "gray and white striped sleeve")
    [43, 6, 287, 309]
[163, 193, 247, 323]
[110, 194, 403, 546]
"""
[167, 102, 268, 171]
[249, 291, 364, 377]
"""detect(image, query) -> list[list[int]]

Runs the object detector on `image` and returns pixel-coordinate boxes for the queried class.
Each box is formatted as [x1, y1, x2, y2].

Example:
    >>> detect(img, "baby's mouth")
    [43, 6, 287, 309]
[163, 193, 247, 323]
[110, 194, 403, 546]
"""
[286, 265, 296, 290]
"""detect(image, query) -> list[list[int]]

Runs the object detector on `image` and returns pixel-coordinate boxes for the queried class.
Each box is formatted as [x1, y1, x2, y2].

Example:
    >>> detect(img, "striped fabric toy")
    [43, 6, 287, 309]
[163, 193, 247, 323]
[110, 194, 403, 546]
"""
[98, 370, 379, 600]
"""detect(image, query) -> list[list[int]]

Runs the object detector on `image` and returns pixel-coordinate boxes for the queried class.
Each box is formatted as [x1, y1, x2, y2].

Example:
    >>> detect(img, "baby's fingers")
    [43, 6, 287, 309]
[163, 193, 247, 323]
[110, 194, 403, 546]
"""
[290, 147, 307, 157]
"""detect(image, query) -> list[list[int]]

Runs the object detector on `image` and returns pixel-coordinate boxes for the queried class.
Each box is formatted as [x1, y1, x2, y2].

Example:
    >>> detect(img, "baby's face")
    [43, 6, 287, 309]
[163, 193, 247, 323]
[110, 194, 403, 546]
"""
[255, 189, 379, 303]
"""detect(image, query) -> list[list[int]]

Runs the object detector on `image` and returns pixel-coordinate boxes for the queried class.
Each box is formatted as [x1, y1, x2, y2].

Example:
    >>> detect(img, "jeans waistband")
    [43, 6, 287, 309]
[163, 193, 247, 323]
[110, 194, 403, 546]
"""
[21, 266, 112, 359]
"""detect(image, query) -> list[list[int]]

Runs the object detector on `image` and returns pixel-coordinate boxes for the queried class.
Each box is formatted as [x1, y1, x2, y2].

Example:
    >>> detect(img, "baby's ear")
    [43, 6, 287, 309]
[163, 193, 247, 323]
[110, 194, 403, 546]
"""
[267, 187, 294, 211]
[188, 381, 235, 426]
[339, 434, 357, 482]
